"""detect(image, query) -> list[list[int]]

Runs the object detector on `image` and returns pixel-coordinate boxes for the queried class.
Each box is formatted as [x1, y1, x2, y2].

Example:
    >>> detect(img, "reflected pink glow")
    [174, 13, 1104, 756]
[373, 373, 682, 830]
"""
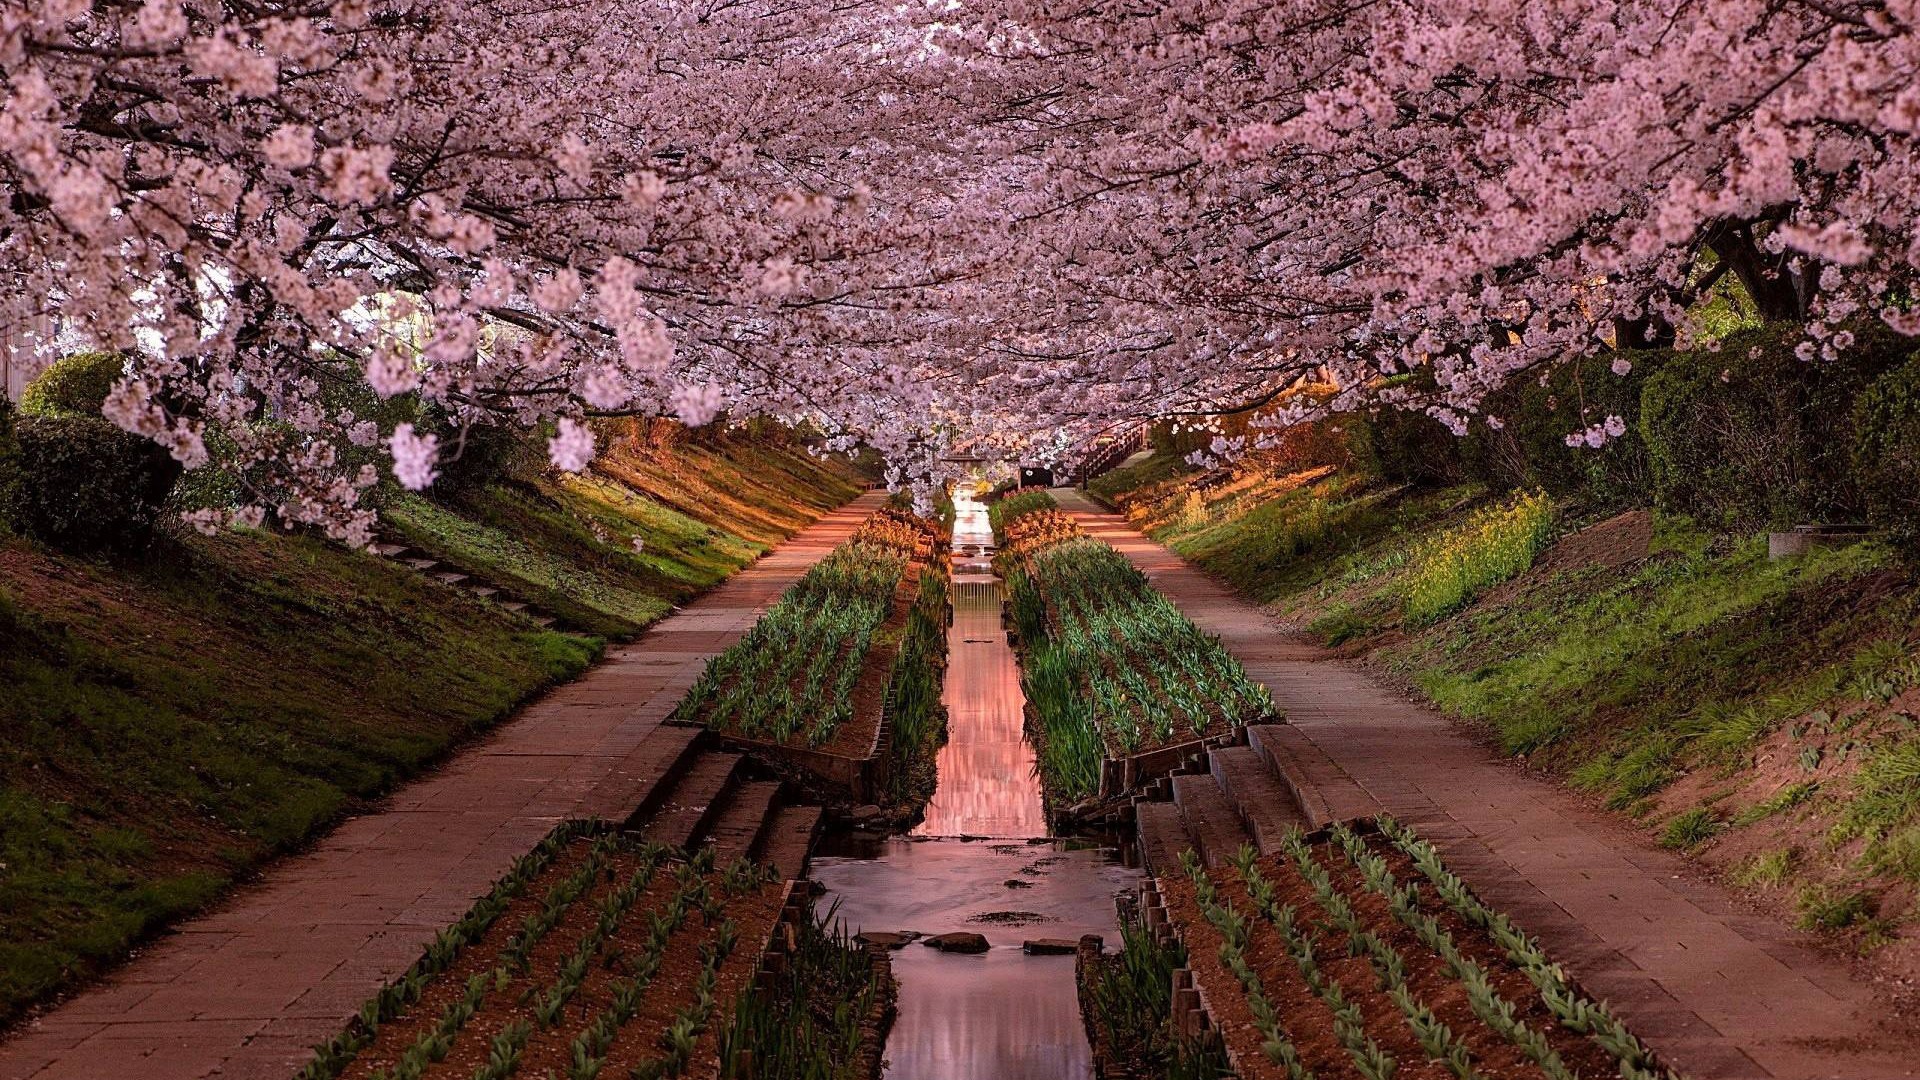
[813, 486, 1135, 1080]
[914, 489, 1048, 839]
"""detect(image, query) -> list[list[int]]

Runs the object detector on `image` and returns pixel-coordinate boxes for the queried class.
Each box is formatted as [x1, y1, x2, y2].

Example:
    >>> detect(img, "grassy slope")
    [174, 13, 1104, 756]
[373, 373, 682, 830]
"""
[385, 430, 865, 638]
[0, 431, 864, 1024]
[1094, 450, 1920, 956]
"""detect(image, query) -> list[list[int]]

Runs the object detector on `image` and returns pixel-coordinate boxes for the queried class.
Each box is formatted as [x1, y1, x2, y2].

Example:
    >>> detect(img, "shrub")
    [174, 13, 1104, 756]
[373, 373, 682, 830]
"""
[1849, 357, 1920, 545]
[1468, 350, 1664, 508]
[430, 419, 539, 498]
[18, 351, 126, 418]
[1639, 325, 1908, 530]
[5, 415, 182, 551]
[1352, 405, 1469, 487]
[0, 394, 18, 520]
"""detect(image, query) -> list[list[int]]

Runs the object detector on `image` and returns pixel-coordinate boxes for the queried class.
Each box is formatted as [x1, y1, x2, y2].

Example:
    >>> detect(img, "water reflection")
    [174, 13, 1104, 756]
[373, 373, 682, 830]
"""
[811, 485, 1139, 1080]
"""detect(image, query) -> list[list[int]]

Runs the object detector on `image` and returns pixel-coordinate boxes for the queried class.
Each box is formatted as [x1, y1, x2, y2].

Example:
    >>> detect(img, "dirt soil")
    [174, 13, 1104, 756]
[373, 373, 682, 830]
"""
[1157, 828, 1669, 1080]
[332, 836, 785, 1080]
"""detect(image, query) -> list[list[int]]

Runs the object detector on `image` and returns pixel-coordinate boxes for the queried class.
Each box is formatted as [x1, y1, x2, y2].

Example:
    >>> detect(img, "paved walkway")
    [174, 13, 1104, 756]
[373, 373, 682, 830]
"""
[0, 491, 886, 1080]
[1055, 488, 1919, 1080]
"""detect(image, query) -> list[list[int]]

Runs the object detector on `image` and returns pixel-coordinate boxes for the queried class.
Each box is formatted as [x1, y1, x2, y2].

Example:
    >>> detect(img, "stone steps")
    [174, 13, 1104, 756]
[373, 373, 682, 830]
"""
[1209, 745, 1307, 854]
[752, 804, 824, 879]
[578, 723, 704, 823]
[1135, 800, 1194, 875]
[1246, 723, 1374, 828]
[1170, 772, 1254, 869]
[369, 538, 570, 630]
[636, 750, 744, 849]
[1135, 723, 1351, 874]
[702, 780, 782, 865]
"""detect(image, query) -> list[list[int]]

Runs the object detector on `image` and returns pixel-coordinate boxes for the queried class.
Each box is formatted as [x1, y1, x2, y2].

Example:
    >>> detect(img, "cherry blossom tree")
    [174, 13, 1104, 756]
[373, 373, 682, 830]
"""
[4, 0, 1919, 534]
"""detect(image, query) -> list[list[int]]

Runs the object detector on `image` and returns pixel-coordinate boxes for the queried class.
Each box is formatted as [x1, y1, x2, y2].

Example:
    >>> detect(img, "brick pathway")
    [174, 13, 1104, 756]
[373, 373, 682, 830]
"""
[0, 491, 886, 1080]
[1055, 488, 1920, 1080]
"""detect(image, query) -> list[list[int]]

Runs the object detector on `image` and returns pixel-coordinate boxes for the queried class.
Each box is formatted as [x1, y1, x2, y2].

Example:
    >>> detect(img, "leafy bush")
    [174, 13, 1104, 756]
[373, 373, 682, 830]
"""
[18, 351, 125, 418]
[5, 415, 182, 551]
[1469, 350, 1663, 508]
[1849, 357, 1920, 545]
[0, 394, 19, 520]
[1639, 325, 1907, 529]
[1400, 490, 1556, 625]
[1352, 404, 1469, 487]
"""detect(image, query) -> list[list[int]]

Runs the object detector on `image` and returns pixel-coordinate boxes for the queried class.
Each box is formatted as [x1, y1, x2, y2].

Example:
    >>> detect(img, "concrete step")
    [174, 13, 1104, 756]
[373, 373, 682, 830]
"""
[1209, 745, 1308, 855]
[401, 557, 438, 571]
[700, 780, 782, 865]
[530, 614, 557, 628]
[430, 570, 470, 586]
[637, 750, 743, 849]
[368, 542, 409, 558]
[578, 724, 703, 823]
[751, 803, 823, 879]
[498, 601, 530, 614]
[468, 585, 500, 599]
[1135, 800, 1194, 876]
[1171, 773, 1254, 870]
[1246, 724, 1376, 829]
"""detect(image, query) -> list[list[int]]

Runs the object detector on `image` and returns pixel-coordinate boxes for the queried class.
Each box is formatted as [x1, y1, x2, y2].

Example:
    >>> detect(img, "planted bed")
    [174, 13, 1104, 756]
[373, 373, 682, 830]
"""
[992, 493, 1275, 807]
[672, 506, 950, 809]
[1159, 819, 1680, 1080]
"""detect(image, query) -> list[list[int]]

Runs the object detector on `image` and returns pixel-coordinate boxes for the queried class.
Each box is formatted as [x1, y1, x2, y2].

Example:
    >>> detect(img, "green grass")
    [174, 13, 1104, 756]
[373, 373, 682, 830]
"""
[388, 432, 863, 639]
[1660, 807, 1722, 848]
[0, 533, 599, 1023]
[0, 430, 864, 1025]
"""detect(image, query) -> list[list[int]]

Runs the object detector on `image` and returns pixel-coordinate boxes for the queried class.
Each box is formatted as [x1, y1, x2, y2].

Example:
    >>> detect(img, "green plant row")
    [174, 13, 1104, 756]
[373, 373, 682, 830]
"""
[1172, 824, 1682, 1080]
[300, 830, 781, 1080]
[1080, 913, 1233, 1080]
[1006, 534, 1274, 764]
[1399, 491, 1556, 626]
[1364, 819, 1675, 1079]
[718, 901, 892, 1080]
[295, 821, 599, 1080]
[986, 488, 1057, 534]
[884, 562, 951, 805]
[675, 538, 909, 746]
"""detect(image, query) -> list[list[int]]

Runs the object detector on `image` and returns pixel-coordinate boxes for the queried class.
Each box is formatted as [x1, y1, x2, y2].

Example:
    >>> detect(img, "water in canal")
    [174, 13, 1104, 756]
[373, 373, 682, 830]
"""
[810, 486, 1139, 1080]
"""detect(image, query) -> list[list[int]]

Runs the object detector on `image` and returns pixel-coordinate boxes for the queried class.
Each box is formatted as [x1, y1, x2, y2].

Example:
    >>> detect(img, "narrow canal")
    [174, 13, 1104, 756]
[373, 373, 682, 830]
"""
[811, 485, 1139, 1080]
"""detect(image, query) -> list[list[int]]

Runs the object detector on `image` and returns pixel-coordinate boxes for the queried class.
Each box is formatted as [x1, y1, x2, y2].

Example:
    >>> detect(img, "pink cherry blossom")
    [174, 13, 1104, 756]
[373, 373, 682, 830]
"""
[388, 424, 439, 491]
[547, 418, 596, 473]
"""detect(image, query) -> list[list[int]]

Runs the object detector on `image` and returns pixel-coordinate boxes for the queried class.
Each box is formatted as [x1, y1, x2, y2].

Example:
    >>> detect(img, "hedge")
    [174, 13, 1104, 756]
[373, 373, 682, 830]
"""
[1851, 357, 1920, 545]
[1639, 326, 1908, 530]
[4, 415, 182, 551]
[1465, 349, 1663, 509]
[18, 351, 125, 418]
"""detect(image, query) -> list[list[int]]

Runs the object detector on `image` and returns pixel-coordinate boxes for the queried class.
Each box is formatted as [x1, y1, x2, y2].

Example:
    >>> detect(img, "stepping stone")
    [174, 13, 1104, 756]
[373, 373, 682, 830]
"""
[1003, 879, 1032, 889]
[1209, 745, 1308, 854]
[857, 931, 920, 950]
[923, 932, 990, 954]
[1022, 938, 1078, 955]
[1171, 773, 1254, 870]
